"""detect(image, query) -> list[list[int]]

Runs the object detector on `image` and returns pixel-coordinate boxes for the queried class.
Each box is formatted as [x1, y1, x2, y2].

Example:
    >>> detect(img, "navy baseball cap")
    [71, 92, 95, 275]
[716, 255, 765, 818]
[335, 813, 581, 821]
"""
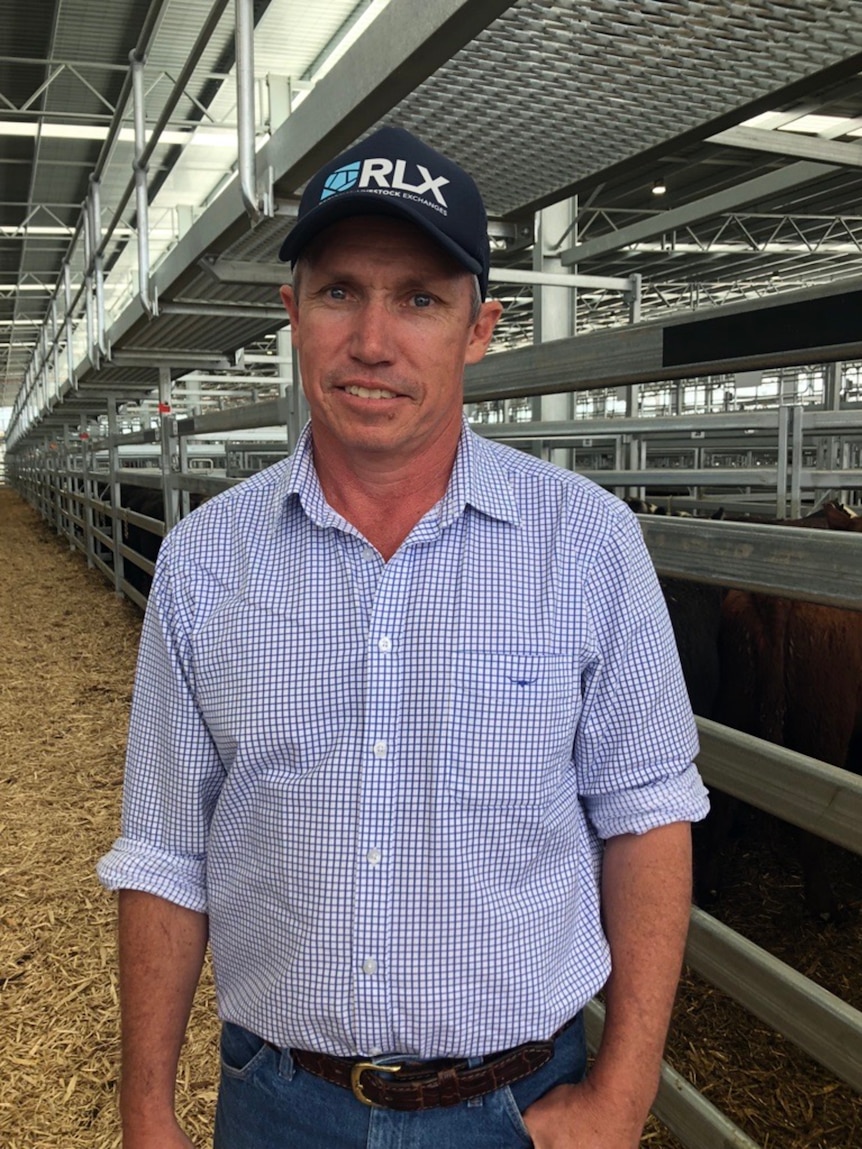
[278, 126, 491, 298]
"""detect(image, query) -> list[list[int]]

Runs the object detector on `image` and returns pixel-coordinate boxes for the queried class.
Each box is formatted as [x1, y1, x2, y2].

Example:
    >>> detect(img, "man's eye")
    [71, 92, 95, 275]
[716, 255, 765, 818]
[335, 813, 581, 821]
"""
[327, 286, 348, 301]
[412, 293, 433, 308]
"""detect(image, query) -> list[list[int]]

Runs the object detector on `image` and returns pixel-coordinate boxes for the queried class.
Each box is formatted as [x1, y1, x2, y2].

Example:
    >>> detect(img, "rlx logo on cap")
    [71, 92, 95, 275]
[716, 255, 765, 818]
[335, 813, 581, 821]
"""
[321, 158, 451, 207]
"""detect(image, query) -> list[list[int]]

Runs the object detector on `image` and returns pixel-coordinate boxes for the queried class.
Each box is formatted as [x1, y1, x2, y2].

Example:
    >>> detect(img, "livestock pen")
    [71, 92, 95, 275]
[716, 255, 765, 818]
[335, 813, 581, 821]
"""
[4, 404, 862, 1146]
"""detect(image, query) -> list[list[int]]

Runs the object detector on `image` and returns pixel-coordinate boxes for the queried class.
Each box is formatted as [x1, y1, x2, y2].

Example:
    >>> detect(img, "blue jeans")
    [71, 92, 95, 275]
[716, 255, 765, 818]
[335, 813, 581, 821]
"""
[213, 1016, 587, 1148]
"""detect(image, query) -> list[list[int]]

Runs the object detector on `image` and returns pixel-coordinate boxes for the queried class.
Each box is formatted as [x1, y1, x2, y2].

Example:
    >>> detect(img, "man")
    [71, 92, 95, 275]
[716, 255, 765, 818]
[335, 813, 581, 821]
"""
[98, 126, 709, 1149]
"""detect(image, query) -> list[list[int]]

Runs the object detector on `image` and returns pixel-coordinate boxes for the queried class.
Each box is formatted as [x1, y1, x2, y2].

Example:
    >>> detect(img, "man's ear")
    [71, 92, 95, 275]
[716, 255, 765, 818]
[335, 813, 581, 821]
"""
[280, 284, 299, 343]
[464, 299, 504, 365]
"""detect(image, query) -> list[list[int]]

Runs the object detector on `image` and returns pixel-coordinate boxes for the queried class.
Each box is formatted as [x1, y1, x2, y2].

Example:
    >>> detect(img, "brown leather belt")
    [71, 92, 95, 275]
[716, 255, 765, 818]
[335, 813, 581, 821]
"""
[285, 1018, 574, 1111]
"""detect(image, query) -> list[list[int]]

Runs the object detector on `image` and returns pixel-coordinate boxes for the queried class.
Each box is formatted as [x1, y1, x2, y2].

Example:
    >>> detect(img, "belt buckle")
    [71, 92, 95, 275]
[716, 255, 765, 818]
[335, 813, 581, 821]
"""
[350, 1060, 403, 1107]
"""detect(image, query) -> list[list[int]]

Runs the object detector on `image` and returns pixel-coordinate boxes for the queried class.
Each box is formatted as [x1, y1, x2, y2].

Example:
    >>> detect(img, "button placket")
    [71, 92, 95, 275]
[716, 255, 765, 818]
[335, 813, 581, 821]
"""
[352, 547, 411, 1052]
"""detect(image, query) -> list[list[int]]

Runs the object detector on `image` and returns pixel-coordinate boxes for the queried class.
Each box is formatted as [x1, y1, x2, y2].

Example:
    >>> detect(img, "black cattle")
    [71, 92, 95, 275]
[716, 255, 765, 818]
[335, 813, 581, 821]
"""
[119, 486, 166, 598]
[714, 507, 862, 922]
[622, 498, 862, 919]
[659, 576, 723, 722]
[620, 499, 726, 902]
[103, 486, 207, 601]
[620, 499, 724, 721]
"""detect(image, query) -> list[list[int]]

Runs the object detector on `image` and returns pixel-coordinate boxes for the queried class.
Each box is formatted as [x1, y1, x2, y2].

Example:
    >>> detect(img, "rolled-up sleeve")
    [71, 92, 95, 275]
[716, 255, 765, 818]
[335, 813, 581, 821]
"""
[574, 509, 709, 839]
[96, 536, 225, 911]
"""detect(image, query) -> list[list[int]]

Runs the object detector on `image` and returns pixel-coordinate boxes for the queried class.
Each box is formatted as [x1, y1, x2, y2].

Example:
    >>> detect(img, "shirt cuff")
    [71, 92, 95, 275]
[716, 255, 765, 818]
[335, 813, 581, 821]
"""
[585, 762, 710, 840]
[96, 836, 209, 913]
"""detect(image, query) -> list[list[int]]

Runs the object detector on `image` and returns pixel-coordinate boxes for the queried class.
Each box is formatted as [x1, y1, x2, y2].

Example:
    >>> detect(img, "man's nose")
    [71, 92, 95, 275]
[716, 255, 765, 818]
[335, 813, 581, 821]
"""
[349, 299, 393, 365]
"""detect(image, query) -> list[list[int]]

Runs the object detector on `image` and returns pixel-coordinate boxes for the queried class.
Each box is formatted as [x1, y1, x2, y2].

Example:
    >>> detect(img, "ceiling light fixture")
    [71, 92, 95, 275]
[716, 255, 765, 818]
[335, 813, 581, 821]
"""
[652, 179, 667, 196]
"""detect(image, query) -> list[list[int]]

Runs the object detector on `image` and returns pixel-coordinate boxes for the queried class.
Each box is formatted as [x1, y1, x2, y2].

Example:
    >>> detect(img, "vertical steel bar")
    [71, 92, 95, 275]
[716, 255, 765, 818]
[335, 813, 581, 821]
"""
[840, 440, 851, 506]
[236, 0, 260, 222]
[106, 398, 125, 594]
[177, 429, 191, 519]
[776, 404, 789, 519]
[823, 362, 841, 494]
[159, 366, 179, 533]
[63, 264, 77, 390]
[50, 298, 60, 403]
[535, 200, 576, 468]
[790, 404, 803, 519]
[83, 207, 96, 364]
[628, 273, 642, 324]
[81, 419, 96, 569]
[824, 361, 841, 411]
[55, 438, 65, 534]
[277, 327, 298, 446]
[90, 177, 108, 355]
[39, 327, 49, 411]
[626, 385, 642, 501]
[131, 52, 154, 315]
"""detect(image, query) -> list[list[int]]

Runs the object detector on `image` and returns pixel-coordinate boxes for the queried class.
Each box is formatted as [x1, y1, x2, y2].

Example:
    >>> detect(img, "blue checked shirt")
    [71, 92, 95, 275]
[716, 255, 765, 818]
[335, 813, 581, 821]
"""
[98, 419, 708, 1059]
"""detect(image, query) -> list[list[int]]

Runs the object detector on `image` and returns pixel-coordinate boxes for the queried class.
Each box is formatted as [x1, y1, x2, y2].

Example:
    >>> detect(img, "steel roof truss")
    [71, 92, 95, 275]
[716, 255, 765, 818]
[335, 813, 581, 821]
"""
[565, 162, 840, 263]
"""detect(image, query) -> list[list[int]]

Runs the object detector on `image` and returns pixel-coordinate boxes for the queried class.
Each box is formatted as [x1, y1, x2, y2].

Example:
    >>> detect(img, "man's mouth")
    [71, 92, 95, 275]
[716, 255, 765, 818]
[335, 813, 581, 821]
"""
[342, 384, 402, 400]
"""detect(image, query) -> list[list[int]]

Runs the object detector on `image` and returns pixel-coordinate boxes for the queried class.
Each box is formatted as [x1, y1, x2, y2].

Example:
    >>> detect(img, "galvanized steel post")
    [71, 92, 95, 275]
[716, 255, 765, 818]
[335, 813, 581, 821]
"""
[534, 199, 577, 468]
[50, 297, 60, 405]
[236, 0, 267, 223]
[158, 366, 179, 533]
[82, 205, 96, 368]
[131, 51, 155, 317]
[89, 177, 108, 357]
[63, 264, 76, 390]
[106, 398, 125, 595]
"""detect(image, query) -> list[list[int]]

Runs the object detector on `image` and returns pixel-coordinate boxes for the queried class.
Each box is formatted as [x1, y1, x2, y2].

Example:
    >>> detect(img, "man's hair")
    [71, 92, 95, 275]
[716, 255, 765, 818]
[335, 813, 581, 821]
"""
[291, 252, 483, 325]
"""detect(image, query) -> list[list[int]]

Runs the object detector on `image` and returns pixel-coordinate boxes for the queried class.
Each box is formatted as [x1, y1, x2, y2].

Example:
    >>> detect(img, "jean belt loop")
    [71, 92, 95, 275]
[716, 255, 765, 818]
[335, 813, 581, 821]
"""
[277, 1046, 296, 1081]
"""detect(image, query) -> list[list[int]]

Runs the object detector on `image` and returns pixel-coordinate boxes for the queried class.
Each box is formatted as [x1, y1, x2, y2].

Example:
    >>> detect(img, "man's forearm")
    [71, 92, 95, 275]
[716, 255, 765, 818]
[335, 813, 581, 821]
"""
[590, 822, 693, 1126]
[521, 821, 694, 1148]
[118, 889, 209, 1141]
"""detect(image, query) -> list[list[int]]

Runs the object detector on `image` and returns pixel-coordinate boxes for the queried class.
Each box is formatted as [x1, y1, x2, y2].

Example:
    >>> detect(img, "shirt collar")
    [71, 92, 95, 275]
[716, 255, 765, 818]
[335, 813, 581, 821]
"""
[273, 422, 334, 530]
[438, 418, 520, 528]
[272, 417, 520, 531]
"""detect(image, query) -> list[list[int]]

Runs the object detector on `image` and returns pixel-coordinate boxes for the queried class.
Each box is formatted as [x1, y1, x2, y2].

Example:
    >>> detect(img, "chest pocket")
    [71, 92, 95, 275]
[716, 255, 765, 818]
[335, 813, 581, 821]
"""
[447, 652, 577, 807]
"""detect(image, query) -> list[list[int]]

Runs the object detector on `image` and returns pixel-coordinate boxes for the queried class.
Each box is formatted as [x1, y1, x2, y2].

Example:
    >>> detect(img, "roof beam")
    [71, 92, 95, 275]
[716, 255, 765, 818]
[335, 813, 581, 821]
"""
[202, 257, 290, 286]
[709, 126, 862, 167]
[561, 161, 837, 264]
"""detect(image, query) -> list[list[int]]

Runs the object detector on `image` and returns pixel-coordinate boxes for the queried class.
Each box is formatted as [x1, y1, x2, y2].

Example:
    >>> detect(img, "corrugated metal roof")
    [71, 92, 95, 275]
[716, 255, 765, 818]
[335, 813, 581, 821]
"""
[388, 0, 862, 217]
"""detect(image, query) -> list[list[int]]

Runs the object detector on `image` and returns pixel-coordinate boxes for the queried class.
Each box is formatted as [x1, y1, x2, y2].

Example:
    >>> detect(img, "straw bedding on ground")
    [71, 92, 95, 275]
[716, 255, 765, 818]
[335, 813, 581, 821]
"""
[0, 487, 858, 1147]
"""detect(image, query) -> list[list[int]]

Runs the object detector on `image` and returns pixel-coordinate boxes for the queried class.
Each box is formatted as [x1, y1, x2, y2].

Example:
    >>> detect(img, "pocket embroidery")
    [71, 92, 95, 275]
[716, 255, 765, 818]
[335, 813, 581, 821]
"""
[448, 652, 576, 807]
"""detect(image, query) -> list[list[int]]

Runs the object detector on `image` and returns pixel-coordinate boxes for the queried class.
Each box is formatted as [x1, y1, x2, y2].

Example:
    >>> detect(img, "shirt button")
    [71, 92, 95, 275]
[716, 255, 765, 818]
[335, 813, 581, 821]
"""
[361, 547, 375, 562]
[373, 740, 388, 758]
[377, 636, 392, 653]
[366, 847, 381, 866]
[363, 957, 378, 975]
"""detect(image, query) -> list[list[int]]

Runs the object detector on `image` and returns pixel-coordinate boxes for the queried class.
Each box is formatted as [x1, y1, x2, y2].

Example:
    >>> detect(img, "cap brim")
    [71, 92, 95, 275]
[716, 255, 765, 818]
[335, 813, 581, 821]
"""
[278, 193, 483, 281]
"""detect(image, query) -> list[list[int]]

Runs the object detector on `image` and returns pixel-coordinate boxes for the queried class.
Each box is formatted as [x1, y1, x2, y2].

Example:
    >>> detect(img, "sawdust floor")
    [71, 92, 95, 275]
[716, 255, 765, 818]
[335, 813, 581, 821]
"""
[0, 487, 859, 1148]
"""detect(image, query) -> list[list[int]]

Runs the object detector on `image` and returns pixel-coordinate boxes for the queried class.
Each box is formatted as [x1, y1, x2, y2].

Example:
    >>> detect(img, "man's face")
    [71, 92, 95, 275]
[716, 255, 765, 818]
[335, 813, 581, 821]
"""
[280, 216, 501, 467]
